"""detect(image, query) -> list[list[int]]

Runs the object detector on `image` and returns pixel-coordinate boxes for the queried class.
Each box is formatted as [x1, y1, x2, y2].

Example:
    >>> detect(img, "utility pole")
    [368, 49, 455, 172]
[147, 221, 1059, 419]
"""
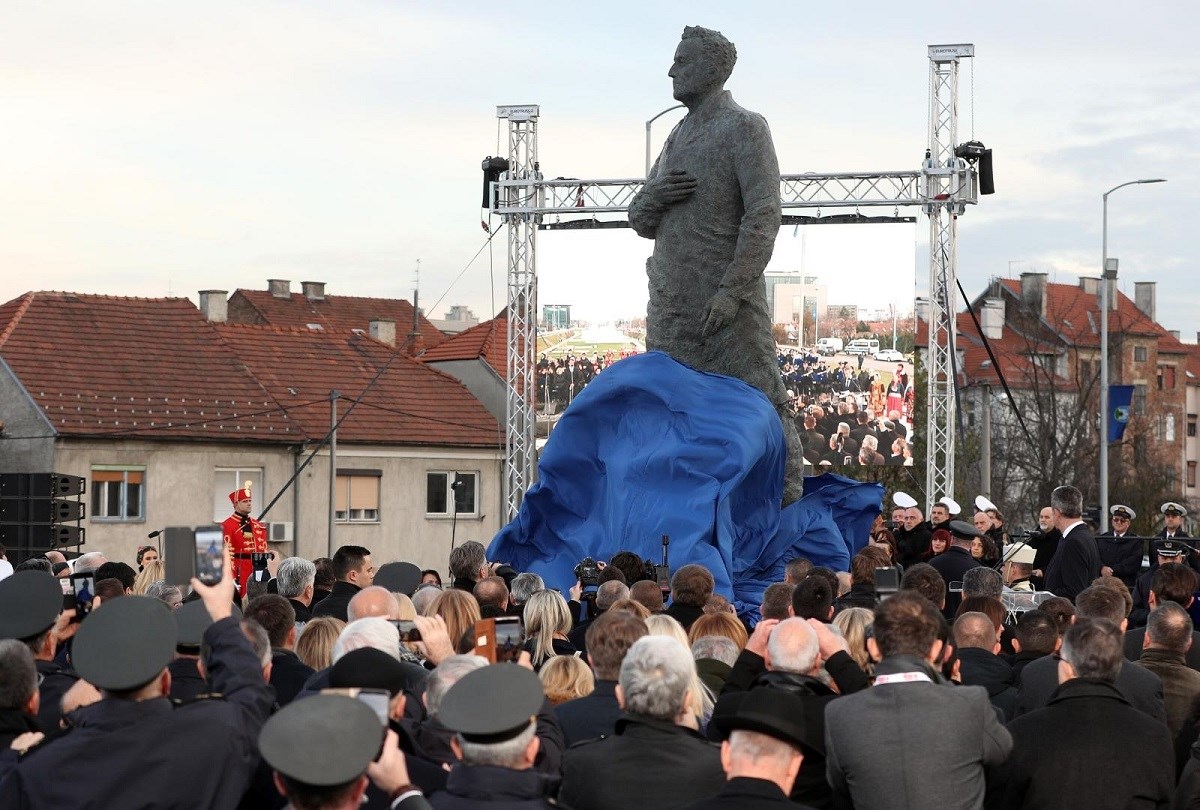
[327, 390, 339, 557]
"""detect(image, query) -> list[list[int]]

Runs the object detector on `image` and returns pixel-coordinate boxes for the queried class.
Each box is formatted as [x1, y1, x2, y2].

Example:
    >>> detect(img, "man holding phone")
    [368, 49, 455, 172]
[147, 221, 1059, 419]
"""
[222, 481, 268, 598]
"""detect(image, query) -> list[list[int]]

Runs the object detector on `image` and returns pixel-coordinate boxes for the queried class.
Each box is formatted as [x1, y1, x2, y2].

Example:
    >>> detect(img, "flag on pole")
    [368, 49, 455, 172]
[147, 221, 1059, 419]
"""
[1108, 384, 1134, 442]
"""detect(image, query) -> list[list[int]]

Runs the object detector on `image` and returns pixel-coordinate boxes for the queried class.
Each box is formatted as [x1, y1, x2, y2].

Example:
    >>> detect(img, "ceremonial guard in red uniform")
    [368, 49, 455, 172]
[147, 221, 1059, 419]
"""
[221, 481, 268, 598]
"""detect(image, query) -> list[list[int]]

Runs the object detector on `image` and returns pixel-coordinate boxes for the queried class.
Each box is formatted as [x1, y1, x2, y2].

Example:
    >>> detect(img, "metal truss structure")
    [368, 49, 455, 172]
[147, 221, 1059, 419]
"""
[493, 46, 978, 519]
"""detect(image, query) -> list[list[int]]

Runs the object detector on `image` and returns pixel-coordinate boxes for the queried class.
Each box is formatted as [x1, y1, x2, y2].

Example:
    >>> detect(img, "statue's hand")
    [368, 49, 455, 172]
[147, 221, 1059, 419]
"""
[702, 290, 740, 336]
[643, 169, 697, 208]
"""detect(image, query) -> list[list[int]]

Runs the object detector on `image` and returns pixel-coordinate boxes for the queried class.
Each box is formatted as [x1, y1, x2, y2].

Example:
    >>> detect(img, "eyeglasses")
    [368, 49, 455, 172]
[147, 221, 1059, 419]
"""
[1112, 517, 1131, 523]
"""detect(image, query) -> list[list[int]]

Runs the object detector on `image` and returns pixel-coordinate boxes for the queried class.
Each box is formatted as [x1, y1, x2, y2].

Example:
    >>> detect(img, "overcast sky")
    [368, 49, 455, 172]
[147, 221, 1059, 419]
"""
[1, 2, 1195, 331]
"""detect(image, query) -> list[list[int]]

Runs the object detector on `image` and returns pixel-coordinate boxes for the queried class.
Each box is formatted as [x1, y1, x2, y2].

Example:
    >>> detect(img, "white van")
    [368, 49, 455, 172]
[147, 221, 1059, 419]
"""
[845, 338, 880, 356]
[816, 337, 843, 356]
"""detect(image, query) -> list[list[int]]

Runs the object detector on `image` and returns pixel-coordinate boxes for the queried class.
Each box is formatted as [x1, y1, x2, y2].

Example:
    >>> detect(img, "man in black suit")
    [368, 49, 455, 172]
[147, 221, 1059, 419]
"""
[1012, 585, 1165, 723]
[1044, 485, 1101, 601]
[555, 610, 647, 746]
[1027, 505, 1061, 591]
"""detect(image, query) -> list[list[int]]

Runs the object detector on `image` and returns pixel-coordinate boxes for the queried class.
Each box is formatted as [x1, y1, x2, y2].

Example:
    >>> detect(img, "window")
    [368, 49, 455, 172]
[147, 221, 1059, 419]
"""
[1188, 415, 1197, 438]
[1161, 366, 1177, 390]
[1166, 413, 1176, 442]
[427, 471, 478, 516]
[1189, 462, 1197, 489]
[91, 467, 145, 521]
[213, 468, 263, 522]
[1134, 346, 1148, 362]
[336, 471, 381, 523]
[1133, 384, 1148, 415]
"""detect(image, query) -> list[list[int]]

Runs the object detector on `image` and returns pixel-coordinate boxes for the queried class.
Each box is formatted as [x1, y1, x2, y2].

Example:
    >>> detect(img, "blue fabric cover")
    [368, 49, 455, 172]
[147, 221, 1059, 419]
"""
[488, 352, 880, 619]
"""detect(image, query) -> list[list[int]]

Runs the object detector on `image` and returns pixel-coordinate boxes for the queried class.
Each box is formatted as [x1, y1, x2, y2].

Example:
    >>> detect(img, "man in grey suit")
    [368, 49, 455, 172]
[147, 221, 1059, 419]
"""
[1011, 585, 1165, 723]
[824, 593, 1011, 810]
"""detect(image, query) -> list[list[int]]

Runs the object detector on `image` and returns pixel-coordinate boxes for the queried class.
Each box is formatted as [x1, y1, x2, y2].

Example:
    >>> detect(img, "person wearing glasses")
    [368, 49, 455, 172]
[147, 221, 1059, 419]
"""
[1096, 504, 1143, 589]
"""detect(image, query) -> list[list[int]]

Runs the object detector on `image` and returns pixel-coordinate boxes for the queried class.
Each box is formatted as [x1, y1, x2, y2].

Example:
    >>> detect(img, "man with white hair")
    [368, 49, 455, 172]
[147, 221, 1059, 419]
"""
[275, 557, 316, 623]
[72, 551, 107, 574]
[296, 616, 429, 702]
[560, 635, 724, 809]
[710, 618, 867, 807]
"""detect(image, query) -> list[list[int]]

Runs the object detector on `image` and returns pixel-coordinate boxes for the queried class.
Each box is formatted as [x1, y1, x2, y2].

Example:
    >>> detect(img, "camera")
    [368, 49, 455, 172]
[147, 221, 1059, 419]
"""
[573, 557, 601, 588]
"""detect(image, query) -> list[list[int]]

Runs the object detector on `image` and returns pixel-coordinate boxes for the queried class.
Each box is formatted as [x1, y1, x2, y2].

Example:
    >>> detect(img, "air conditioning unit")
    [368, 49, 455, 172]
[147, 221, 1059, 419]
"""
[269, 522, 294, 543]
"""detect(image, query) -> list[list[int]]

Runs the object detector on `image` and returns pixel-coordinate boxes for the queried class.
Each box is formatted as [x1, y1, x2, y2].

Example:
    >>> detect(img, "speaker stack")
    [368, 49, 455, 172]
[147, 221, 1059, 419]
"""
[0, 473, 86, 564]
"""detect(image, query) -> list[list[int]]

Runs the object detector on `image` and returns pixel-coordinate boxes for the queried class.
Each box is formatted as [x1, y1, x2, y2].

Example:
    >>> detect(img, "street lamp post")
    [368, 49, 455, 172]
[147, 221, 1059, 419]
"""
[645, 104, 686, 177]
[1099, 178, 1166, 526]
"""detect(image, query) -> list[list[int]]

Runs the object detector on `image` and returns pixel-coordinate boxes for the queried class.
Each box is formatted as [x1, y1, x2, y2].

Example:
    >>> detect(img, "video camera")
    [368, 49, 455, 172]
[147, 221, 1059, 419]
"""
[573, 557, 601, 589]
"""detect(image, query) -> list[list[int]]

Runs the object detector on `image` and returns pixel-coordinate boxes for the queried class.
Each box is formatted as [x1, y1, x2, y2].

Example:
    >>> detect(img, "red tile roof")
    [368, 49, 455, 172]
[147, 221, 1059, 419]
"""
[228, 289, 447, 350]
[0, 292, 500, 447]
[214, 324, 501, 446]
[0, 292, 299, 441]
[420, 310, 508, 377]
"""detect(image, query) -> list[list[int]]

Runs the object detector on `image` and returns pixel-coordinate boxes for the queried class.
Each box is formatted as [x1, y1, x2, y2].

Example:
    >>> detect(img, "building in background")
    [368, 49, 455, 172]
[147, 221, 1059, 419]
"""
[543, 304, 571, 331]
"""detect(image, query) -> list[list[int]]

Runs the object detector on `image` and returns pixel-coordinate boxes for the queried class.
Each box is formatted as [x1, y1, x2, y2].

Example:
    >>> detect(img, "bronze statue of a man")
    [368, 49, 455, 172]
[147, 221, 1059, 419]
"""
[629, 25, 804, 503]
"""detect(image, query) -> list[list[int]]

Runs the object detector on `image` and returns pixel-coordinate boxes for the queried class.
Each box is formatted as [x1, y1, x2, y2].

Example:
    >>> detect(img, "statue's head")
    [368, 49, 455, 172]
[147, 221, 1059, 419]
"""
[670, 26, 737, 105]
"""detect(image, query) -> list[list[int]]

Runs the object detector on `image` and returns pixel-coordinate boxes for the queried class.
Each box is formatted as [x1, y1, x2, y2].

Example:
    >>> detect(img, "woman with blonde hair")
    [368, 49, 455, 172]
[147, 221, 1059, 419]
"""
[132, 560, 165, 595]
[833, 606, 874, 675]
[687, 611, 748, 652]
[606, 597, 651, 621]
[295, 616, 346, 671]
[424, 589, 481, 654]
[539, 654, 595, 706]
[645, 614, 714, 724]
[522, 589, 576, 671]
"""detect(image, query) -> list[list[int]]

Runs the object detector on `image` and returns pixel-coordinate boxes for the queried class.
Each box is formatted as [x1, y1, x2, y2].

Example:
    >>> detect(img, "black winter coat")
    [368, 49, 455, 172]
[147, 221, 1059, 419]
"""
[956, 647, 1018, 721]
[989, 679, 1173, 810]
[429, 764, 558, 809]
[311, 580, 361, 622]
[560, 714, 724, 810]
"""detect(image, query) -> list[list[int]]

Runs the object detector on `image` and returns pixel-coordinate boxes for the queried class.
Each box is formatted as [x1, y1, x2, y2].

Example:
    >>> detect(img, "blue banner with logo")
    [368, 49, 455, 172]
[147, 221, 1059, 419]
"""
[1108, 384, 1134, 442]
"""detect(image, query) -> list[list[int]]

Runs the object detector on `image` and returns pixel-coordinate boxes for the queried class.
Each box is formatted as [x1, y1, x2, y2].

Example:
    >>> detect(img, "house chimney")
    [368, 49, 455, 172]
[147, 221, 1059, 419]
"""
[301, 281, 326, 302]
[980, 298, 1005, 340]
[1079, 276, 1099, 295]
[369, 318, 396, 347]
[198, 290, 228, 323]
[1169, 329, 1180, 340]
[1020, 272, 1048, 319]
[1134, 281, 1156, 321]
[267, 279, 291, 298]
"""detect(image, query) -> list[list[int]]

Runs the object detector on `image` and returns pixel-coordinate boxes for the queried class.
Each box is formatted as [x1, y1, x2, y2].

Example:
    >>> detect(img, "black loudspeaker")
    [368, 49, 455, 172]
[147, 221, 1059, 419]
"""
[0, 523, 85, 550]
[978, 149, 994, 195]
[481, 156, 510, 209]
[0, 498, 86, 524]
[0, 473, 86, 498]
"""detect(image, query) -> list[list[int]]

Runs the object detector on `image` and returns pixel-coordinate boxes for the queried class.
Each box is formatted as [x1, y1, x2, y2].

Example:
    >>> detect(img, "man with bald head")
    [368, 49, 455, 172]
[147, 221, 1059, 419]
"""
[953, 612, 1017, 719]
[712, 618, 867, 807]
[473, 576, 510, 619]
[895, 506, 932, 566]
[347, 586, 400, 623]
[1029, 505, 1061, 590]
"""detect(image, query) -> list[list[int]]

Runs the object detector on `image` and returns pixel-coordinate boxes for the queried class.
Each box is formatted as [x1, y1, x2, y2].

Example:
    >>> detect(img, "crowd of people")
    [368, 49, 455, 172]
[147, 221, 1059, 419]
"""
[536, 351, 638, 413]
[3, 483, 1200, 808]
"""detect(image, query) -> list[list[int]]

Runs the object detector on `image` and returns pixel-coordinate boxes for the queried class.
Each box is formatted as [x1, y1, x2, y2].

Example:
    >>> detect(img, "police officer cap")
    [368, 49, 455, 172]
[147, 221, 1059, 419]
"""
[948, 520, 984, 542]
[1156, 539, 1189, 558]
[330, 647, 409, 696]
[1110, 505, 1137, 521]
[260, 695, 383, 787]
[974, 495, 998, 513]
[938, 496, 962, 516]
[709, 687, 816, 753]
[439, 664, 543, 743]
[892, 491, 917, 509]
[174, 598, 241, 650]
[1162, 502, 1188, 518]
[0, 571, 63, 640]
[373, 562, 423, 596]
[74, 596, 177, 691]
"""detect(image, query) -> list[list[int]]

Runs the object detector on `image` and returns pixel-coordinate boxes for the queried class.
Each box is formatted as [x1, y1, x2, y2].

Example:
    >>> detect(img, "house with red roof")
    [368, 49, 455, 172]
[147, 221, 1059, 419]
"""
[420, 310, 509, 423]
[0, 289, 503, 569]
[918, 272, 1189, 524]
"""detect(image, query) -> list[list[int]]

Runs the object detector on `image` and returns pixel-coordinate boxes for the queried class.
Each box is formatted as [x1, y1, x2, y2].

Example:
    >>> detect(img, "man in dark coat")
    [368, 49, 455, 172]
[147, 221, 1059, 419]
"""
[1012, 585, 1165, 723]
[1027, 506, 1060, 590]
[954, 612, 1018, 720]
[1096, 504, 1144, 588]
[1044, 485, 1101, 601]
[430, 664, 560, 808]
[312, 545, 375, 622]
[1124, 561, 1200, 668]
[1130, 541, 1195, 628]
[0, 554, 274, 808]
[928, 520, 985, 619]
[560, 636, 724, 810]
[664, 564, 714, 632]
[895, 505, 933, 567]
[555, 611, 646, 746]
[711, 617, 867, 809]
[991, 617, 1173, 810]
[244, 594, 314, 706]
[682, 688, 819, 810]
[275, 556, 316, 624]
[0, 640, 41, 783]
[0, 572, 80, 733]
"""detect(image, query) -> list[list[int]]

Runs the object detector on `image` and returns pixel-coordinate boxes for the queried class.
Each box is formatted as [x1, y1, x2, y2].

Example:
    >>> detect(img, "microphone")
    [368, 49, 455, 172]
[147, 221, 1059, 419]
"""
[147, 529, 162, 539]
